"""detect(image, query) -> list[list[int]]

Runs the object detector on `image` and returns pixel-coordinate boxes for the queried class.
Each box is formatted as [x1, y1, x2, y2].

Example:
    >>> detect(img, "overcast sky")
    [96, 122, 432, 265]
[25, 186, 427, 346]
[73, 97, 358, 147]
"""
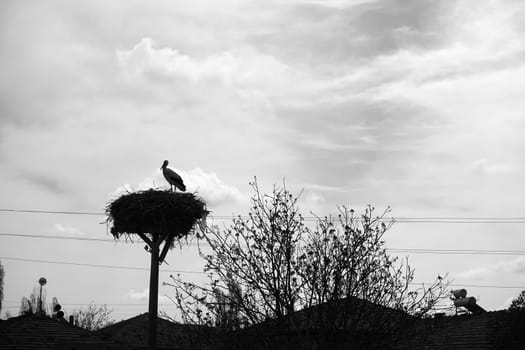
[1, 0, 525, 320]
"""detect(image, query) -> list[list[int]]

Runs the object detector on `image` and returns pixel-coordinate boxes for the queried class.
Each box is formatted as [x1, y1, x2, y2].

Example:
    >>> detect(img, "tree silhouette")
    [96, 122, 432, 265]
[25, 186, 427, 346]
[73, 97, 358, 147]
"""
[509, 290, 525, 310]
[19, 286, 46, 315]
[168, 180, 307, 329]
[73, 303, 114, 331]
[168, 179, 449, 349]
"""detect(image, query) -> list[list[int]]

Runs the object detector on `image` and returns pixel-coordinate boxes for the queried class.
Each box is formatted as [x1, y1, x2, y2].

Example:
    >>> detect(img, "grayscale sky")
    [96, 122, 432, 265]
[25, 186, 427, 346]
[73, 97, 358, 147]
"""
[1, 0, 525, 320]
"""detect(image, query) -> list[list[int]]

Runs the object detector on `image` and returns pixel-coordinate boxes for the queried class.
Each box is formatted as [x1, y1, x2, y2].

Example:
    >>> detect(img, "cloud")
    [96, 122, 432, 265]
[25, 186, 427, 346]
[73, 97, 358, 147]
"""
[354, 2, 524, 100]
[260, 1, 525, 213]
[111, 167, 245, 208]
[455, 267, 490, 281]
[117, 38, 289, 90]
[125, 289, 149, 301]
[455, 258, 525, 281]
[183, 168, 246, 207]
[470, 158, 514, 175]
[125, 288, 171, 303]
[246, 0, 450, 69]
[508, 258, 525, 274]
[54, 224, 83, 236]
[19, 173, 71, 195]
[300, 191, 326, 215]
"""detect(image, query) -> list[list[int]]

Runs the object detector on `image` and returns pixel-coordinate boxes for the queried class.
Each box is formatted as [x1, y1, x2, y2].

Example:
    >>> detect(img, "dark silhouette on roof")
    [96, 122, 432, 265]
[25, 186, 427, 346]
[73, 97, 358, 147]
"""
[96, 313, 209, 350]
[397, 309, 525, 350]
[3, 305, 522, 349]
[0, 313, 113, 350]
[227, 297, 413, 350]
[207, 298, 525, 349]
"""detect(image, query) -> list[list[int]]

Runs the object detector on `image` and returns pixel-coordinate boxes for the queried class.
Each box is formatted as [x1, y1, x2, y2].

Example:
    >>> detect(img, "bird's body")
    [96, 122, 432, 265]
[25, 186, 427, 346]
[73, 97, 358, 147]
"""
[161, 160, 186, 192]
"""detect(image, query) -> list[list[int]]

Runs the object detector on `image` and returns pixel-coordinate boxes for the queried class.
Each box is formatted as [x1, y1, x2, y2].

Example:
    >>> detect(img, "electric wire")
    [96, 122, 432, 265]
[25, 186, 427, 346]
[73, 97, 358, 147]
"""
[0, 256, 203, 274]
[2, 208, 525, 223]
[2, 209, 525, 300]
[2, 232, 525, 256]
[1, 256, 524, 290]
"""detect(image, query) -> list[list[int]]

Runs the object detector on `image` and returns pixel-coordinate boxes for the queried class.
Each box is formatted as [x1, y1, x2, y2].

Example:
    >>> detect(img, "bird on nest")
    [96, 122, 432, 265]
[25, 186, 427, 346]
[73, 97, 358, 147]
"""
[161, 160, 186, 192]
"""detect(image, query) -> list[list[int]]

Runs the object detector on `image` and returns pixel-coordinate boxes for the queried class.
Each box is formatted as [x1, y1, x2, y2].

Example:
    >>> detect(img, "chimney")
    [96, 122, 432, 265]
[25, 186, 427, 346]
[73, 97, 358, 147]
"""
[69, 315, 75, 324]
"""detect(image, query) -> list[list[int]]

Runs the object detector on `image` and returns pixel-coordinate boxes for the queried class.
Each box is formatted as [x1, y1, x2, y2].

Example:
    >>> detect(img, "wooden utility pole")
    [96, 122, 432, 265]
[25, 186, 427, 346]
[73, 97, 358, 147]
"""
[139, 232, 176, 350]
[148, 238, 160, 350]
[106, 190, 207, 350]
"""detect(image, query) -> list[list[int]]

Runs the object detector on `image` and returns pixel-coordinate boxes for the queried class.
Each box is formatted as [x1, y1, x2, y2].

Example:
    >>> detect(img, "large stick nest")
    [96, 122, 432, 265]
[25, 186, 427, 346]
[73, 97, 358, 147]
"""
[106, 190, 207, 240]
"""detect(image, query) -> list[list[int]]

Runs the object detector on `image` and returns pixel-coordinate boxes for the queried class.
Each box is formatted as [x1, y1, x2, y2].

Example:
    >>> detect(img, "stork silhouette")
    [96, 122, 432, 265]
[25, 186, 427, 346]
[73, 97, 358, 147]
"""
[161, 160, 186, 192]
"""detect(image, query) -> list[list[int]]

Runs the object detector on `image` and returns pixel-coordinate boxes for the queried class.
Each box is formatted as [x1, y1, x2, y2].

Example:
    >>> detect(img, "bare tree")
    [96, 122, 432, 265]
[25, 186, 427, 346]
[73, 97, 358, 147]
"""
[167, 180, 449, 348]
[73, 303, 114, 331]
[301, 206, 447, 311]
[167, 180, 307, 329]
[20, 287, 45, 315]
[295, 206, 448, 344]
[509, 290, 525, 310]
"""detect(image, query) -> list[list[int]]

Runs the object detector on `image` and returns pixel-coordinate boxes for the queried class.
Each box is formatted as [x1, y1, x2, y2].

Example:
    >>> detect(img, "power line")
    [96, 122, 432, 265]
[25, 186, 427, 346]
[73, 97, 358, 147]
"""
[0, 256, 204, 275]
[2, 208, 525, 223]
[0, 232, 203, 246]
[0, 233, 120, 243]
[1, 256, 524, 290]
[447, 284, 525, 289]
[3, 303, 171, 306]
[2, 232, 525, 256]
[0, 208, 102, 216]
[2, 303, 174, 309]
[391, 220, 525, 224]
[386, 248, 525, 256]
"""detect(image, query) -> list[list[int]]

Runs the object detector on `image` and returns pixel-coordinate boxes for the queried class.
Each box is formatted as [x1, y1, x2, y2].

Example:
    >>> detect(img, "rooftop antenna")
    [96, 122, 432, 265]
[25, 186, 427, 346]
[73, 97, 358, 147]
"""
[38, 277, 47, 314]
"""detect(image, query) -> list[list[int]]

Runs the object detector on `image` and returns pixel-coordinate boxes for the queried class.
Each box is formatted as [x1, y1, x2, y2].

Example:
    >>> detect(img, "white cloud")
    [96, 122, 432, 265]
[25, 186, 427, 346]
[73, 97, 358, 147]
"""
[183, 168, 246, 207]
[125, 288, 171, 303]
[116, 38, 289, 89]
[507, 258, 525, 274]
[326, 1, 525, 102]
[455, 257, 525, 281]
[455, 267, 490, 281]
[301, 0, 378, 8]
[110, 167, 246, 208]
[470, 158, 514, 175]
[299, 191, 327, 215]
[125, 289, 149, 300]
[54, 223, 83, 236]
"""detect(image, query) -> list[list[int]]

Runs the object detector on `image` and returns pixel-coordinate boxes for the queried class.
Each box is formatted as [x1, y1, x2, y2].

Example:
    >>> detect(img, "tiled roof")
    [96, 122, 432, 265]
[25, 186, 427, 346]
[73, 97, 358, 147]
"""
[0, 313, 114, 350]
[287, 296, 410, 331]
[6, 307, 519, 349]
[226, 301, 525, 349]
[222, 297, 413, 349]
[95, 313, 207, 350]
[398, 310, 525, 350]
